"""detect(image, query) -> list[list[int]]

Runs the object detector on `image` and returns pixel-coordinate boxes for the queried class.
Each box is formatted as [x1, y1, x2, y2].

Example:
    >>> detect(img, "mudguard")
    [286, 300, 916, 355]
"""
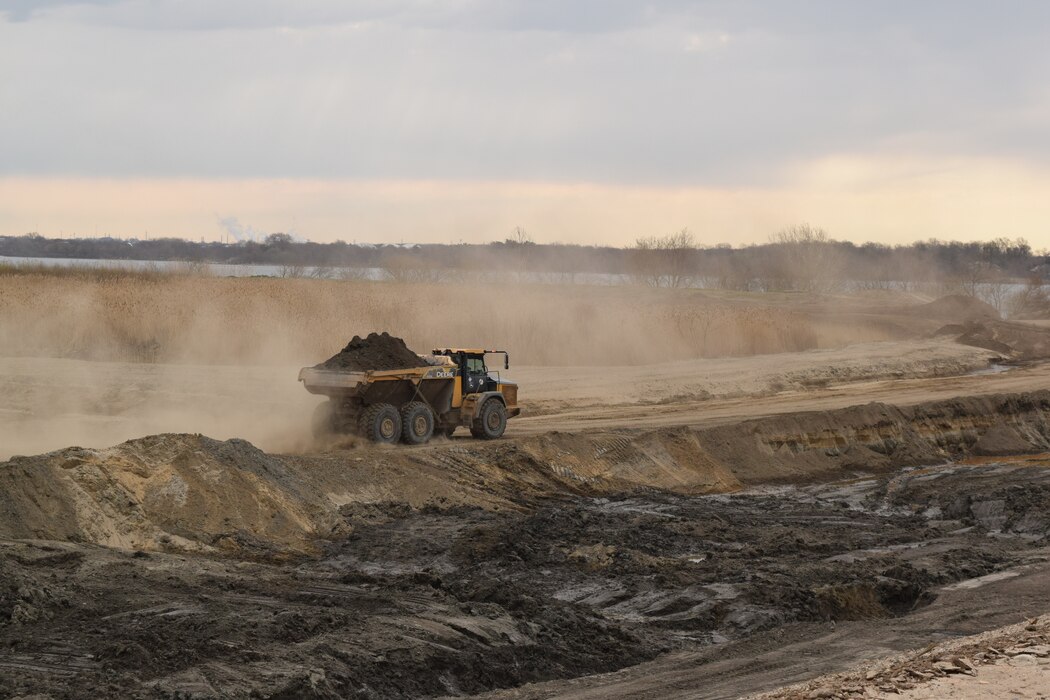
[460, 391, 506, 421]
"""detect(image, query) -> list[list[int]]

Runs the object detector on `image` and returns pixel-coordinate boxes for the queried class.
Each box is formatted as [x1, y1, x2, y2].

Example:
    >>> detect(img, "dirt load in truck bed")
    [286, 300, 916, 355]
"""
[314, 331, 423, 372]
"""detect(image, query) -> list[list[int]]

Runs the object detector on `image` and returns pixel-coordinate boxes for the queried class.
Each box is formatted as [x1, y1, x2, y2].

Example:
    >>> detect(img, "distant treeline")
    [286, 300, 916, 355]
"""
[0, 233, 624, 275]
[1, 229, 1046, 292]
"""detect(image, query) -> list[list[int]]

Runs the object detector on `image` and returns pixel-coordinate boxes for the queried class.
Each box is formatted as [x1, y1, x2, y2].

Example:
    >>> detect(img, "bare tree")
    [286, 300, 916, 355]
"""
[379, 248, 448, 283]
[1006, 275, 1050, 319]
[505, 226, 536, 282]
[954, 260, 993, 298]
[308, 265, 336, 280]
[337, 266, 373, 281]
[980, 269, 1012, 315]
[629, 228, 697, 288]
[767, 224, 844, 293]
[278, 263, 307, 279]
[511, 226, 533, 245]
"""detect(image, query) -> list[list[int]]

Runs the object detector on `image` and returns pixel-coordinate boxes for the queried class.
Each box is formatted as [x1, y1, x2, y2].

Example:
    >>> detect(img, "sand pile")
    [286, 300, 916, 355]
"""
[315, 332, 423, 371]
[0, 434, 344, 555]
[906, 294, 1000, 322]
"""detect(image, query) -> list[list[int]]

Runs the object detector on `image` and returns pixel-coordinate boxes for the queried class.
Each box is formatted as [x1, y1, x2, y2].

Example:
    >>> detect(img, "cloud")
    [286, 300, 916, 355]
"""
[5, 0, 658, 33]
[1, 0, 1049, 190]
[0, 0, 121, 22]
[684, 31, 731, 52]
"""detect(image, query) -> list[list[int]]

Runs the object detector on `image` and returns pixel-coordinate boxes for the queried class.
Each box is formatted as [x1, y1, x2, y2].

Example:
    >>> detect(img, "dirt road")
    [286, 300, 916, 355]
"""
[0, 338, 1005, 459]
[512, 355, 1048, 436]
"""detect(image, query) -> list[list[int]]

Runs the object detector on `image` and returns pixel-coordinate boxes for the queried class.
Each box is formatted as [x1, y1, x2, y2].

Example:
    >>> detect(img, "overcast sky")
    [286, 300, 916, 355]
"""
[2, 0, 1049, 245]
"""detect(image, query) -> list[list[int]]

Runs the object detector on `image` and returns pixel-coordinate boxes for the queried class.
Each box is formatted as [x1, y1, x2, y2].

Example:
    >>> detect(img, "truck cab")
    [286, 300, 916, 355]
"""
[432, 348, 520, 433]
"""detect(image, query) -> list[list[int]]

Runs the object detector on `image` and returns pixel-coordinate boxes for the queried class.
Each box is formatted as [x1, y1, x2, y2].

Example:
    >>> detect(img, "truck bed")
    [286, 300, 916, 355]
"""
[298, 364, 455, 395]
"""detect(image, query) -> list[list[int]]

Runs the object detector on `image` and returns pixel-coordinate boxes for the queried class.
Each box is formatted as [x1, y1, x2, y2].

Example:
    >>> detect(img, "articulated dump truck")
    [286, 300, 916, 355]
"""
[299, 348, 521, 444]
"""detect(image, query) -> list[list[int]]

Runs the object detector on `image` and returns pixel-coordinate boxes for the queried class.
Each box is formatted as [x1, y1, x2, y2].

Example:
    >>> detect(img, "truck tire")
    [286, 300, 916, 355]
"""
[400, 401, 435, 445]
[471, 399, 507, 440]
[332, 397, 363, 434]
[311, 399, 336, 438]
[358, 403, 401, 444]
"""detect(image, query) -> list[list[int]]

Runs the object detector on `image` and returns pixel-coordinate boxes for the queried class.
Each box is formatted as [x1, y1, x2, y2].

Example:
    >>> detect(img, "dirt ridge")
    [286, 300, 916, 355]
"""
[4, 391, 1050, 555]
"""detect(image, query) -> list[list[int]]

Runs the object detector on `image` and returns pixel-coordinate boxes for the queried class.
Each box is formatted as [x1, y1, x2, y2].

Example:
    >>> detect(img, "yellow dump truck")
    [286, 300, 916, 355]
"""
[299, 348, 520, 444]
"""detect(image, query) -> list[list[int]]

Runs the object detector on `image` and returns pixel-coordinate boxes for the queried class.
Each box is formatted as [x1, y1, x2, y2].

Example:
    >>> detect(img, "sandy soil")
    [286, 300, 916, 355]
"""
[749, 612, 1050, 700]
[887, 661, 1050, 699]
[513, 338, 1000, 410]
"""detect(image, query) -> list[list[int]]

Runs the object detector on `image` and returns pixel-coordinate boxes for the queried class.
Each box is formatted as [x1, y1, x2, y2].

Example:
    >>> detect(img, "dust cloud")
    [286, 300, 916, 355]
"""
[0, 356, 316, 460]
[0, 272, 906, 368]
[0, 270, 1002, 459]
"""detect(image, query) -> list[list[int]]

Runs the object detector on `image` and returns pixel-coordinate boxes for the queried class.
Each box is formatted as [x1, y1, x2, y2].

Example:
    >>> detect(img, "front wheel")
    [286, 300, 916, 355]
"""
[471, 399, 507, 440]
[358, 403, 402, 444]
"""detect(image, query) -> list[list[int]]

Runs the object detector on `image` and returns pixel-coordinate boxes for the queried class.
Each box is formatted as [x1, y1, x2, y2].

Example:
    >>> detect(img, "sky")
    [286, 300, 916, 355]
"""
[1, 0, 1049, 247]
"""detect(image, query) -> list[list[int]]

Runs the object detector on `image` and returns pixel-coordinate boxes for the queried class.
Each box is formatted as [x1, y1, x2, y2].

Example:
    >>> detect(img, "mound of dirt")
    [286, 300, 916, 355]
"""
[0, 434, 345, 555]
[973, 422, 1035, 456]
[951, 319, 1050, 360]
[955, 322, 1016, 354]
[315, 332, 423, 371]
[906, 294, 1000, 322]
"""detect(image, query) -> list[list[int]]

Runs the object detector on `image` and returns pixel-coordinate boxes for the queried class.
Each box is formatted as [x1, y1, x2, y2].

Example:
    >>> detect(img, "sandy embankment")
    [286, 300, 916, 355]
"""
[4, 389, 1050, 555]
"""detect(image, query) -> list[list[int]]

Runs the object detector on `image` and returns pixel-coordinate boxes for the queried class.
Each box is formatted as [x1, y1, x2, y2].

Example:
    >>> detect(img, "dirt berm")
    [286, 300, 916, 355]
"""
[3, 392, 1050, 556]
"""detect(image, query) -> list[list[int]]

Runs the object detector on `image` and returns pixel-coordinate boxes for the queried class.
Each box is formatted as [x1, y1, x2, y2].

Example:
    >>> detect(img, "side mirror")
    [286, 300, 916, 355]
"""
[505, 354, 510, 370]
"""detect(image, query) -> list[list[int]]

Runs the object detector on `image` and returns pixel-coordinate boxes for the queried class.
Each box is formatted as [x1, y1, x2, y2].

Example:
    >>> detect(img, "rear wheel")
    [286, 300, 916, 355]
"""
[332, 398, 362, 434]
[311, 400, 336, 438]
[358, 403, 401, 444]
[400, 402, 435, 445]
[471, 399, 507, 440]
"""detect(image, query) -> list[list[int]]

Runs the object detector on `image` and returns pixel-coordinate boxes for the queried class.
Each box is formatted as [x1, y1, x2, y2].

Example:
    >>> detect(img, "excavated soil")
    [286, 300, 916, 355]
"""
[315, 332, 424, 372]
[953, 319, 1050, 360]
[4, 393, 1050, 697]
[3, 456, 1050, 698]
[4, 392, 1050, 556]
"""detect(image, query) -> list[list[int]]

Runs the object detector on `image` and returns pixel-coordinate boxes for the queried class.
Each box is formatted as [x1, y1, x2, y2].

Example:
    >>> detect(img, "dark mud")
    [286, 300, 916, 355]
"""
[316, 332, 423, 371]
[3, 458, 1050, 699]
[953, 319, 1050, 360]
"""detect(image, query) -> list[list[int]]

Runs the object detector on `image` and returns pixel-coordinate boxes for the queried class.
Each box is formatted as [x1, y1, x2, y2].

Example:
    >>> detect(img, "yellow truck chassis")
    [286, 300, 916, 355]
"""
[298, 354, 519, 444]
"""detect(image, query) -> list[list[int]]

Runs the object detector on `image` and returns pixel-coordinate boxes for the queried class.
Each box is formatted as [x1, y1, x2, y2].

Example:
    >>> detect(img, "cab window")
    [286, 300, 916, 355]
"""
[466, 357, 486, 373]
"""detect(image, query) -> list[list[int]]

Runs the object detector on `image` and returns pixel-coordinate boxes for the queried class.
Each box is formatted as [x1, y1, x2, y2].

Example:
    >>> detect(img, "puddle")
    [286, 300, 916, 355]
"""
[968, 363, 1014, 376]
[942, 570, 1022, 590]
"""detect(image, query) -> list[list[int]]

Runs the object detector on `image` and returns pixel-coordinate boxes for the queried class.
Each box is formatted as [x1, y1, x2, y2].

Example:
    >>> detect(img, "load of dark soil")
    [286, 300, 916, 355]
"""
[315, 332, 423, 371]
